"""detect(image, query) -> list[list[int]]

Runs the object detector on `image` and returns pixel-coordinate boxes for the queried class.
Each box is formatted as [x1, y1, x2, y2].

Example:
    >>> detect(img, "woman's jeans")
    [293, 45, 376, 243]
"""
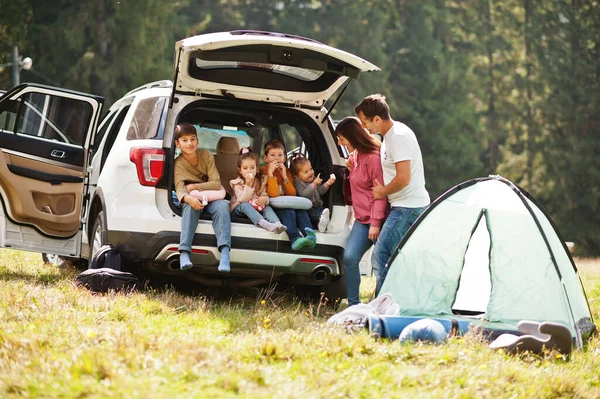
[273, 208, 312, 243]
[179, 199, 232, 253]
[344, 221, 374, 306]
[233, 203, 280, 225]
[372, 206, 427, 295]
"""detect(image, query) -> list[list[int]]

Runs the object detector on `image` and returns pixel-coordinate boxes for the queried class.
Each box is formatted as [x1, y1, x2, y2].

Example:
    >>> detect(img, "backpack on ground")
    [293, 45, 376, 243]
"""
[76, 267, 139, 293]
[89, 244, 122, 271]
[76, 245, 138, 293]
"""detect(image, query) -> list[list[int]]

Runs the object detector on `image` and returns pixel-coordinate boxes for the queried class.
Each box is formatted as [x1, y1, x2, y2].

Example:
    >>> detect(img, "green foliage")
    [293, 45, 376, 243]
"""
[1, 1, 599, 253]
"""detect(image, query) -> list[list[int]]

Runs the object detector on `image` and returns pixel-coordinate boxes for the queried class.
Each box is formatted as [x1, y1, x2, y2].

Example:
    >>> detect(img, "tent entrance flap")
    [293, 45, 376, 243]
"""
[452, 210, 492, 315]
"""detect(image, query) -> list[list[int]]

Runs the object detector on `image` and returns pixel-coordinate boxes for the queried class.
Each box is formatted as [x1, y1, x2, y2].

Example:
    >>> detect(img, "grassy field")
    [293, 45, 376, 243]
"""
[0, 249, 599, 398]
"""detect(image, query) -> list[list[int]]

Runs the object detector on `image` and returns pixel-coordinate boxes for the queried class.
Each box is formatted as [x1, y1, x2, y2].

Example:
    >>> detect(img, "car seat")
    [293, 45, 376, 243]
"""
[214, 136, 240, 197]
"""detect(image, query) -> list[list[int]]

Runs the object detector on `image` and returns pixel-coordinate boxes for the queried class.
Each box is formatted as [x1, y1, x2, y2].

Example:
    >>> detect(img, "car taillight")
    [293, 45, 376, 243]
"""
[129, 147, 165, 186]
[343, 168, 352, 205]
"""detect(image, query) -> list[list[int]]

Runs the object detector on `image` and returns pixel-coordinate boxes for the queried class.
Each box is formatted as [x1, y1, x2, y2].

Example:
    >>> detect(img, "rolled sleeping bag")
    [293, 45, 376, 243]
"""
[269, 195, 313, 210]
[366, 315, 471, 340]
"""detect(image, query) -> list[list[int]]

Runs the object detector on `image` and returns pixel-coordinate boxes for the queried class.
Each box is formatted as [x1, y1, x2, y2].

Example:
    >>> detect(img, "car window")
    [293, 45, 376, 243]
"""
[281, 124, 308, 160]
[258, 124, 308, 167]
[100, 104, 131, 171]
[0, 92, 92, 146]
[126, 97, 167, 140]
[92, 109, 118, 153]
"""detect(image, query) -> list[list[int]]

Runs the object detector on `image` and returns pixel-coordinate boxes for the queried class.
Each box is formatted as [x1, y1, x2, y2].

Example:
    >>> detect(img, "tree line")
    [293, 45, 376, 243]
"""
[1, 0, 598, 254]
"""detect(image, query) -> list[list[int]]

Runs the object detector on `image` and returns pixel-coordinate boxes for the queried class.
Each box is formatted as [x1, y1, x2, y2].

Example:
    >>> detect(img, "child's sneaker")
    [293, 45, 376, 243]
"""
[292, 236, 313, 251]
[304, 227, 317, 248]
[318, 208, 330, 233]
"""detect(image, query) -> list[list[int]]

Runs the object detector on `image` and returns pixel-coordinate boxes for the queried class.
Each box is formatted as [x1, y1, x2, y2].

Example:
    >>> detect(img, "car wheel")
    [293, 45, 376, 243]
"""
[90, 211, 108, 269]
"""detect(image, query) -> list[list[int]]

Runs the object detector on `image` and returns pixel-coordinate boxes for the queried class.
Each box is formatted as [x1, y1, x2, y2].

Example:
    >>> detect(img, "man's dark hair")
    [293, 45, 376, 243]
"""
[355, 94, 391, 120]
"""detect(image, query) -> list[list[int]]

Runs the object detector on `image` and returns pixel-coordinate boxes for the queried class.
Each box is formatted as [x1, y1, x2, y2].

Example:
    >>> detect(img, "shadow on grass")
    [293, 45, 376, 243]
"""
[142, 272, 291, 304]
[0, 264, 78, 286]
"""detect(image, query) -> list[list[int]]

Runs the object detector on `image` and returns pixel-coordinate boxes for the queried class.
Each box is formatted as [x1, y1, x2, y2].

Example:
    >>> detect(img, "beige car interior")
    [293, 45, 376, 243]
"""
[0, 150, 84, 237]
[213, 136, 240, 197]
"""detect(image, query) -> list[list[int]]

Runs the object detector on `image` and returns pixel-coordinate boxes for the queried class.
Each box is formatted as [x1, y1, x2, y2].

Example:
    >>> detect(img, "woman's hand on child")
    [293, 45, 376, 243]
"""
[368, 226, 380, 241]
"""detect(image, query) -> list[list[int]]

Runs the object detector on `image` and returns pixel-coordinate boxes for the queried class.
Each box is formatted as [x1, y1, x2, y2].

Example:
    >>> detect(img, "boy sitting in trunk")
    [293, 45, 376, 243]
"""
[174, 123, 232, 272]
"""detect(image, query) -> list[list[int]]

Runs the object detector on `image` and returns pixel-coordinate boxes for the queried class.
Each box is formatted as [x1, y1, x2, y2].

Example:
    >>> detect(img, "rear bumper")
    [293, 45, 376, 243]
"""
[107, 230, 344, 275]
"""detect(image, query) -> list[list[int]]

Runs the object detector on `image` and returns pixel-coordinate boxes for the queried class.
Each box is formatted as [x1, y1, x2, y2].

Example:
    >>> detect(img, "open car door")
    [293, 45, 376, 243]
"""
[0, 84, 103, 257]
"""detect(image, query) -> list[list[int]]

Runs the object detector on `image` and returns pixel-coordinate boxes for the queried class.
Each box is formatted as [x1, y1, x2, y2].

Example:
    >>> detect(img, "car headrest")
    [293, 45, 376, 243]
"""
[216, 137, 240, 156]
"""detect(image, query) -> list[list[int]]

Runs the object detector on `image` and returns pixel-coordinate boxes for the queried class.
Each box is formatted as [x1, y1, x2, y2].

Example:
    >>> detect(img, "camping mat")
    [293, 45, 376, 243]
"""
[366, 314, 521, 342]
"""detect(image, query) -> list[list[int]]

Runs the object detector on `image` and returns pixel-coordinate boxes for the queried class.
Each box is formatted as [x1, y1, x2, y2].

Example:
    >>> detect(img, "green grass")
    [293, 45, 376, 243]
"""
[1, 249, 599, 398]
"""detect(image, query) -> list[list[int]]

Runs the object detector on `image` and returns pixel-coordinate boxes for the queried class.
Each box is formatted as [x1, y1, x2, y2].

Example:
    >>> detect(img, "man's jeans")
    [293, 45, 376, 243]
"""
[179, 199, 232, 253]
[273, 208, 312, 243]
[343, 221, 374, 306]
[372, 206, 427, 295]
[233, 203, 280, 225]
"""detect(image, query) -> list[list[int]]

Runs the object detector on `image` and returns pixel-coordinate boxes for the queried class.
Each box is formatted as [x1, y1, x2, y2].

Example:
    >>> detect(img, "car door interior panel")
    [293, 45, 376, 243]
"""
[0, 150, 83, 236]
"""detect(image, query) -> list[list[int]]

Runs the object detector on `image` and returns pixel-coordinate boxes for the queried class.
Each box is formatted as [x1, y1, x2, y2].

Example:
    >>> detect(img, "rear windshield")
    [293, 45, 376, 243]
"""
[187, 45, 356, 93]
[193, 59, 324, 82]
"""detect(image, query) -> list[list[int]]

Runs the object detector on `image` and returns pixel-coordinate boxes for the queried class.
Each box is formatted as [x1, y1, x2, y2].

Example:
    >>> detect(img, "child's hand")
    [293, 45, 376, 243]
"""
[255, 197, 267, 207]
[184, 195, 204, 211]
[244, 173, 255, 187]
[278, 161, 287, 174]
[312, 173, 323, 187]
[325, 175, 336, 187]
[267, 160, 278, 176]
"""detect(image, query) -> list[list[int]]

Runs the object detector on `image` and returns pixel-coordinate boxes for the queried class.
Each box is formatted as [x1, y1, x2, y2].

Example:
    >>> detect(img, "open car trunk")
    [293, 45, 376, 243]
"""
[173, 30, 380, 108]
[168, 99, 346, 223]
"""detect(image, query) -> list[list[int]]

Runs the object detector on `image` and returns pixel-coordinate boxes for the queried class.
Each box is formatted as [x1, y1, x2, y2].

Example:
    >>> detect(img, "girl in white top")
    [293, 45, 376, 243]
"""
[229, 147, 287, 233]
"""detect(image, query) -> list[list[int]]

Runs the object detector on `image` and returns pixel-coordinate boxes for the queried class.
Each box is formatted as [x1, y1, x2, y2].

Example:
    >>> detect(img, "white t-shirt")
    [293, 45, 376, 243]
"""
[380, 121, 430, 207]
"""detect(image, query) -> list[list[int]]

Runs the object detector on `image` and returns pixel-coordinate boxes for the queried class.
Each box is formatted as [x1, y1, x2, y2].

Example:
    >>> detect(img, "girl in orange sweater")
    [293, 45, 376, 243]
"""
[259, 140, 316, 251]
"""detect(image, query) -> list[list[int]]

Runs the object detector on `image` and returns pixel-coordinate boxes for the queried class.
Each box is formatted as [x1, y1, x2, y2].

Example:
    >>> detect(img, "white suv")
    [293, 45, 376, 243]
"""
[0, 30, 379, 298]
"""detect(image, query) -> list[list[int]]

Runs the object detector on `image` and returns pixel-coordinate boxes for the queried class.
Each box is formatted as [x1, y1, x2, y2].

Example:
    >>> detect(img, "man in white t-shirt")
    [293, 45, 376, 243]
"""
[355, 94, 430, 295]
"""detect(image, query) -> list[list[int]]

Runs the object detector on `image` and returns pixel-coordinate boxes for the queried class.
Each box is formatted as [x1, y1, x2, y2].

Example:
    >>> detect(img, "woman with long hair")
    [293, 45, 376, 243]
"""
[335, 116, 389, 306]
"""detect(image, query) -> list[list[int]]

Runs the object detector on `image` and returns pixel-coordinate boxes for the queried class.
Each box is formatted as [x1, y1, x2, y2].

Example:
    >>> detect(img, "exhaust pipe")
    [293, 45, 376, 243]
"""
[167, 256, 181, 270]
[312, 267, 330, 282]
